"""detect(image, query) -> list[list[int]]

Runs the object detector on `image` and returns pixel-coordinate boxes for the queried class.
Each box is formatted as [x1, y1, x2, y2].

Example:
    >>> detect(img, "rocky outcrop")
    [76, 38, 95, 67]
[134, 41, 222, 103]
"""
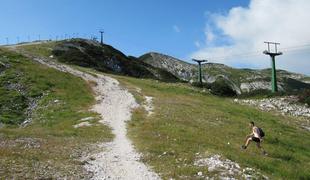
[234, 96, 310, 118]
[194, 154, 268, 179]
[139, 52, 195, 81]
[240, 81, 284, 92]
[234, 96, 310, 131]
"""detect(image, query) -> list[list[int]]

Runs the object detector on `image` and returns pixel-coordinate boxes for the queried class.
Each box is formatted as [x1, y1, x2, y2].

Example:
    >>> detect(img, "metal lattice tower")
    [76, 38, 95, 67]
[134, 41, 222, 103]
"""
[263, 41, 283, 93]
[192, 59, 208, 85]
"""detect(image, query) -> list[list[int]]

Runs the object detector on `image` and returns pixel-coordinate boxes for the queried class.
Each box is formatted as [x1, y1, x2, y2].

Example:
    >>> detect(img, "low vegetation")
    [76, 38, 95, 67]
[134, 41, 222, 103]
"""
[113, 75, 310, 179]
[0, 48, 113, 179]
[11, 40, 310, 179]
[298, 89, 310, 106]
[237, 89, 286, 99]
[191, 79, 237, 97]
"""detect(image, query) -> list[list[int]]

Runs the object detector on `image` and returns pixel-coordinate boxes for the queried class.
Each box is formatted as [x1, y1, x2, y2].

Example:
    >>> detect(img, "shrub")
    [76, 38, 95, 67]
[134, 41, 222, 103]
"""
[298, 89, 310, 106]
[210, 79, 236, 97]
[191, 82, 211, 89]
[191, 79, 236, 97]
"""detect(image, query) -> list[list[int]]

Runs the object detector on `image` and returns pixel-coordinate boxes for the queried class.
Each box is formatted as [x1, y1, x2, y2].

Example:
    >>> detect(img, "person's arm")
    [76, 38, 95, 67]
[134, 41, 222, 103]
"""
[245, 131, 254, 141]
[246, 132, 253, 138]
[244, 133, 253, 144]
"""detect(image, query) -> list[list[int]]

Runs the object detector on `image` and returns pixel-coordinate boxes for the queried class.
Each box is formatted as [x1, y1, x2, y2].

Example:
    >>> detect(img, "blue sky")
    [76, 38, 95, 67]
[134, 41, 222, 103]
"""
[0, 0, 248, 58]
[1, 0, 309, 75]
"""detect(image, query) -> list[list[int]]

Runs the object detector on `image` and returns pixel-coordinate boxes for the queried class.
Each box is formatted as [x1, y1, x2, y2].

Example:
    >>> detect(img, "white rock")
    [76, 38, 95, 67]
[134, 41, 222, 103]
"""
[143, 96, 154, 116]
[194, 154, 267, 179]
[73, 122, 92, 128]
[80, 117, 94, 121]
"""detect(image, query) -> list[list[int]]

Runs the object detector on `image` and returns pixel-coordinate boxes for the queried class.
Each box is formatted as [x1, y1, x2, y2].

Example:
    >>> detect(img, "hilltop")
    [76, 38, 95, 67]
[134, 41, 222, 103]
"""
[51, 39, 179, 82]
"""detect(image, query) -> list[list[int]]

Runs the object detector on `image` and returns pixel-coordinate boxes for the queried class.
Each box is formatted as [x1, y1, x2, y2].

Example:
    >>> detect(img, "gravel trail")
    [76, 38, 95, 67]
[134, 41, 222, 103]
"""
[9, 46, 160, 180]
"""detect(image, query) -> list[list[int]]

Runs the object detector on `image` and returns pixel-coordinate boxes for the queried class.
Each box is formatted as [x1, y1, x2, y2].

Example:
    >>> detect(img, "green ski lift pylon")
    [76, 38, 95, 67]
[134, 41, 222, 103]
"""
[192, 59, 208, 85]
[263, 42, 283, 93]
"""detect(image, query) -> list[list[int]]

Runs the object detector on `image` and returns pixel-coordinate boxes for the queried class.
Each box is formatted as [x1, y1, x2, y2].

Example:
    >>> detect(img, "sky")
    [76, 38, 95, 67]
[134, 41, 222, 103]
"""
[1, 0, 309, 75]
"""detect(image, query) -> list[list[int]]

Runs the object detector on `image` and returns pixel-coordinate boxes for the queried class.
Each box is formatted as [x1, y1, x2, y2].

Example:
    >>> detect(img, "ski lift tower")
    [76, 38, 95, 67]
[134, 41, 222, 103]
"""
[99, 29, 104, 45]
[263, 41, 283, 93]
[192, 59, 208, 85]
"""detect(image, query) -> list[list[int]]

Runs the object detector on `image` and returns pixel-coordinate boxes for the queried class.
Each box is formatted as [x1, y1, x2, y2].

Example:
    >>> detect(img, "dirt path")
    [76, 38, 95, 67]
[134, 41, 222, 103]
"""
[9, 47, 160, 179]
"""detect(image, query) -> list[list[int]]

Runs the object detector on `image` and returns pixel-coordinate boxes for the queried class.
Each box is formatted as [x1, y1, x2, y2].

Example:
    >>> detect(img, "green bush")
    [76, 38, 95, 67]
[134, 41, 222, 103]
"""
[210, 79, 236, 97]
[191, 82, 211, 89]
[298, 89, 310, 106]
[191, 80, 236, 97]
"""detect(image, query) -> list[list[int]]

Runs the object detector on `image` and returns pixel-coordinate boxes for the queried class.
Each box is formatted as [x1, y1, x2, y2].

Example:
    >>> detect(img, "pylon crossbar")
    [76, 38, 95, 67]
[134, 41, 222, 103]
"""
[263, 50, 282, 56]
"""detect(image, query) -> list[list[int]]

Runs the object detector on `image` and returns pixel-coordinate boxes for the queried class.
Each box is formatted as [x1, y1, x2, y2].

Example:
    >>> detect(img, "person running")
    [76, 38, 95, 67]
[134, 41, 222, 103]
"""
[242, 121, 267, 155]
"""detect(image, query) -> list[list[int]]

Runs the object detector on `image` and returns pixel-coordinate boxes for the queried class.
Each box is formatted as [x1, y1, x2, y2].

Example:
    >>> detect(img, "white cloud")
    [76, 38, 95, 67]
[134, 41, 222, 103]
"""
[173, 25, 181, 33]
[204, 25, 215, 44]
[191, 0, 310, 75]
[194, 41, 201, 48]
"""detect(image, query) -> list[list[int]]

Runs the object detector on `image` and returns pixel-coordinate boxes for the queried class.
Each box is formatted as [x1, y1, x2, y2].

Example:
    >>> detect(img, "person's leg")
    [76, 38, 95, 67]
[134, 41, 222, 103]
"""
[242, 137, 252, 149]
[244, 135, 251, 144]
[256, 142, 261, 149]
[245, 137, 252, 146]
[256, 142, 267, 155]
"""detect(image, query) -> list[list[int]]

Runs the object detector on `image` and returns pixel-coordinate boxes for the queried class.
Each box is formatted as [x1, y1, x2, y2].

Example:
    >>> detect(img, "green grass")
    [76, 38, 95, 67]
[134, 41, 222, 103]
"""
[112, 75, 310, 179]
[12, 41, 310, 179]
[16, 41, 58, 57]
[0, 48, 113, 178]
[301, 77, 310, 81]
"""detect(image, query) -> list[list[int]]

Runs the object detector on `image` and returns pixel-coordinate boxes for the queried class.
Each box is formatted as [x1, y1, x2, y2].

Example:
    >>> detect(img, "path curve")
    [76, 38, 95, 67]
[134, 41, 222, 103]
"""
[10, 47, 160, 180]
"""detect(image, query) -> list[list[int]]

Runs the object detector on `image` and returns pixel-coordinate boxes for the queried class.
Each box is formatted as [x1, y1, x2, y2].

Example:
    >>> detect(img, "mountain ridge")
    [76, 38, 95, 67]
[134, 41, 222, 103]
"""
[5, 39, 309, 94]
[51, 39, 179, 82]
[139, 51, 310, 94]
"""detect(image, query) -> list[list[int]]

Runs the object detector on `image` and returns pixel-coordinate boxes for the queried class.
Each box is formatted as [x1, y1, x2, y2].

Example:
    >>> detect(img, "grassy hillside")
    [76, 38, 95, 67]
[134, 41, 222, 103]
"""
[11, 41, 310, 179]
[113, 75, 310, 179]
[0, 48, 112, 179]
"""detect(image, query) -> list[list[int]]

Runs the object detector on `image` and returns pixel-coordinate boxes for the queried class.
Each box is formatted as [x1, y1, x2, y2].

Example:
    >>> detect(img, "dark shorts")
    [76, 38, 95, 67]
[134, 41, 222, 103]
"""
[251, 137, 261, 143]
